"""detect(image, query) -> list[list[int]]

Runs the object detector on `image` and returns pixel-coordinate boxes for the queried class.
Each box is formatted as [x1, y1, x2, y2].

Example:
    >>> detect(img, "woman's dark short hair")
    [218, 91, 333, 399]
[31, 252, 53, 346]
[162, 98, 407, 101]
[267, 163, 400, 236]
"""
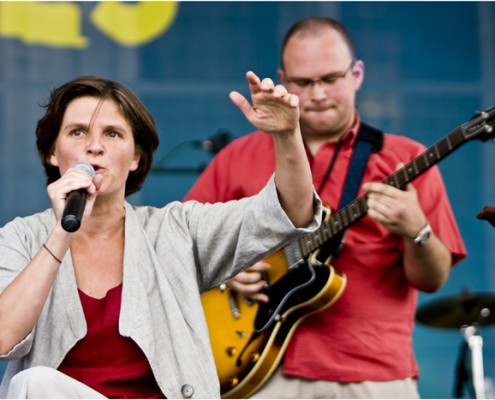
[36, 75, 159, 196]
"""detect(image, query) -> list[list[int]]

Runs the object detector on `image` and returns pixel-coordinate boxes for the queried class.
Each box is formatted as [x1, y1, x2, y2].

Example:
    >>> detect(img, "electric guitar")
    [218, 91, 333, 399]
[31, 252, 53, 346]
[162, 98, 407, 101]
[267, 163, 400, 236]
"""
[201, 107, 495, 399]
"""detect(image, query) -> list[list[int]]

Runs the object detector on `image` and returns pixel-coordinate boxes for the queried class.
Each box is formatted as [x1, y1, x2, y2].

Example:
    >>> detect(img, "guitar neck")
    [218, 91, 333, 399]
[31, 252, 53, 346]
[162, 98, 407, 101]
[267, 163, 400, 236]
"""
[298, 125, 471, 258]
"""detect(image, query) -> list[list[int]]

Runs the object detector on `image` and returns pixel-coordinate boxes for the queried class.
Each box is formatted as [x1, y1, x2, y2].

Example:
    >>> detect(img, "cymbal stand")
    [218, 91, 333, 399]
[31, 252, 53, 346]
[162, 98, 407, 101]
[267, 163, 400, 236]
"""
[458, 323, 486, 399]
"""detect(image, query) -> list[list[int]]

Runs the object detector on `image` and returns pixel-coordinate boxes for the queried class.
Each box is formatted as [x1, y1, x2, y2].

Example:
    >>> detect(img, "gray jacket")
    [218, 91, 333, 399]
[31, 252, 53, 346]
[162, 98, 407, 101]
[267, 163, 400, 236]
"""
[0, 178, 321, 398]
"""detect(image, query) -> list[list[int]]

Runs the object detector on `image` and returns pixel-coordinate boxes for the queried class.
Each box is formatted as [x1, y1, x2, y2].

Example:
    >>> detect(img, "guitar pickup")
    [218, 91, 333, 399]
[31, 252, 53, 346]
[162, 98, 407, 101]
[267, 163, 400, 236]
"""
[283, 242, 303, 269]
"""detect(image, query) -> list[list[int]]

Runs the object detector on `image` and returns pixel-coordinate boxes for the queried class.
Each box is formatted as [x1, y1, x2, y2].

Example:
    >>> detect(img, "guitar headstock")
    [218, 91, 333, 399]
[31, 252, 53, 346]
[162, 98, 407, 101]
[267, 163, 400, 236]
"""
[462, 107, 495, 142]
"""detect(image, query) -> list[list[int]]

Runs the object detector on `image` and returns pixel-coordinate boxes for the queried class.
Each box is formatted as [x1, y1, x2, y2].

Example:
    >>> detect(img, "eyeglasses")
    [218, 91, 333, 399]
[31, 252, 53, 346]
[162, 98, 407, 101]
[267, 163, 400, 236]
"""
[285, 60, 355, 89]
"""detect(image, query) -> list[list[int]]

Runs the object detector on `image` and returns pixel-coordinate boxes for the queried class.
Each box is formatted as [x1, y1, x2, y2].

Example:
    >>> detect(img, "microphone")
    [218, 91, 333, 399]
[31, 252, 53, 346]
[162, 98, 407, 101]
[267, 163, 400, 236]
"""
[61, 162, 96, 233]
[195, 131, 232, 154]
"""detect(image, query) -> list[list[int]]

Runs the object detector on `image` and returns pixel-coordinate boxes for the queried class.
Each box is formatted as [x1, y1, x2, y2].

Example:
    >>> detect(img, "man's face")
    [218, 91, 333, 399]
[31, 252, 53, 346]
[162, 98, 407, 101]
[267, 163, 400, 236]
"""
[280, 29, 364, 141]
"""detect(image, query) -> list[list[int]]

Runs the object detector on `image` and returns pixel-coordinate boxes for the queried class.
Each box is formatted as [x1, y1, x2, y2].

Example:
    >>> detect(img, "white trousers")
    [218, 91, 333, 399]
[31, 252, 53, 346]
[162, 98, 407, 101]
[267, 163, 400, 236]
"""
[7, 367, 106, 399]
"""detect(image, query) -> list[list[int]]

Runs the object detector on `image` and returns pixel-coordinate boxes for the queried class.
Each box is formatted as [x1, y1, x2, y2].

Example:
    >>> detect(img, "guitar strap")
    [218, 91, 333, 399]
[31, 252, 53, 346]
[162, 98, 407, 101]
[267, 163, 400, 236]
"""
[339, 122, 383, 209]
[325, 122, 383, 256]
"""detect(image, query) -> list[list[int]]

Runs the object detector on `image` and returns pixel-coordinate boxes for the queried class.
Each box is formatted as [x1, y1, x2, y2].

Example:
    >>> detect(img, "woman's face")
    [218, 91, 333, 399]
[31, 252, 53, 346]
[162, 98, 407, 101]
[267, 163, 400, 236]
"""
[49, 96, 141, 200]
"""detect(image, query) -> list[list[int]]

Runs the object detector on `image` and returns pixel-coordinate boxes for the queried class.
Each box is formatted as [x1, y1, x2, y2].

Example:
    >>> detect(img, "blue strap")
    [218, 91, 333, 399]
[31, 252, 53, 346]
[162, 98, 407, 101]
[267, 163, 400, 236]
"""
[338, 122, 383, 209]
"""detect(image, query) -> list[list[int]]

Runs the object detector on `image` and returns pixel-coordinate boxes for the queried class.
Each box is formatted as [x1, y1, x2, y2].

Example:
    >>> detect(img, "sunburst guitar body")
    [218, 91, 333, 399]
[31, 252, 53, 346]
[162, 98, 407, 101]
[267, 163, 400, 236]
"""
[202, 251, 346, 398]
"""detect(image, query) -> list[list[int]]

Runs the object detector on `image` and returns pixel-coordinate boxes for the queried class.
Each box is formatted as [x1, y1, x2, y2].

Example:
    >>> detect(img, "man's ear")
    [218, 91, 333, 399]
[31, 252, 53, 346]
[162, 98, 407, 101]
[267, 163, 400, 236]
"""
[352, 60, 365, 91]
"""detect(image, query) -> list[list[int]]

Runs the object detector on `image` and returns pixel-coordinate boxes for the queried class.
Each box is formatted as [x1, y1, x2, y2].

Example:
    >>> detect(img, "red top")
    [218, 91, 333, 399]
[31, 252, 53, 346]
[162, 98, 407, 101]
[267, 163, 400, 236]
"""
[58, 284, 165, 398]
[184, 118, 467, 382]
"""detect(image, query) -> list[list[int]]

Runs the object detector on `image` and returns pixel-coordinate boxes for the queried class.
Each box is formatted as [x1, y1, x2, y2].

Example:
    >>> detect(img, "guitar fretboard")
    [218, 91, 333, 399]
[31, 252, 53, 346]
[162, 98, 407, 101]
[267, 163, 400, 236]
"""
[298, 113, 492, 258]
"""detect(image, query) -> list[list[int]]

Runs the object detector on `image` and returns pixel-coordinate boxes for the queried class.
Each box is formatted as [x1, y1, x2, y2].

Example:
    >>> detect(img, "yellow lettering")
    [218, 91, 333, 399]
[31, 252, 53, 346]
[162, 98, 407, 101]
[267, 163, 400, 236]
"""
[90, 2, 179, 47]
[0, 2, 88, 48]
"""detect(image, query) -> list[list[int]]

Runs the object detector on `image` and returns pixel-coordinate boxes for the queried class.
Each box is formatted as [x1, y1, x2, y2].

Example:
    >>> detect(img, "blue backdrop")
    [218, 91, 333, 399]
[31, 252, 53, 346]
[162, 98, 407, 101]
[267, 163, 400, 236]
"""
[1, 2, 495, 398]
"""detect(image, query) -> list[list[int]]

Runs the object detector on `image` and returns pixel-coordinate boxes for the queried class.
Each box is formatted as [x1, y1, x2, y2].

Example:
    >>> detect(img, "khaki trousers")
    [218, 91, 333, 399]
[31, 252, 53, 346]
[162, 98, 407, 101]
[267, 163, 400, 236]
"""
[250, 367, 420, 399]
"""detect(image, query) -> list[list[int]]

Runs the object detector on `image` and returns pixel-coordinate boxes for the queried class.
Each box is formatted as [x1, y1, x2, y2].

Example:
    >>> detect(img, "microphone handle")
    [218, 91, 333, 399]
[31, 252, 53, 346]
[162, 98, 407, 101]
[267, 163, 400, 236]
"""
[61, 190, 87, 232]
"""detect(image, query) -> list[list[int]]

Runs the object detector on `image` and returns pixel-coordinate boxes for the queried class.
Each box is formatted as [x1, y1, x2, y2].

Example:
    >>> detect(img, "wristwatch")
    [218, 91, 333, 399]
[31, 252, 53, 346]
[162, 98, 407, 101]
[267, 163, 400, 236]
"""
[411, 222, 432, 245]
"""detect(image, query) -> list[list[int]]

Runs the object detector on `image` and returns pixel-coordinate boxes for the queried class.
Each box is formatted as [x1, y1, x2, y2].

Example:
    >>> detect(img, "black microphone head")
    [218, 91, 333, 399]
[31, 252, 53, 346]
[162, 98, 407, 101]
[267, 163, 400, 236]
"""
[73, 162, 96, 178]
[61, 215, 81, 233]
[61, 162, 95, 232]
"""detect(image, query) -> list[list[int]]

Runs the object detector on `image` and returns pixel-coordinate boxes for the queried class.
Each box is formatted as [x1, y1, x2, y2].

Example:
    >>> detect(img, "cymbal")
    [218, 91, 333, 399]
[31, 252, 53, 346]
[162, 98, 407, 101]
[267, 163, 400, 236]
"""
[416, 292, 495, 329]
